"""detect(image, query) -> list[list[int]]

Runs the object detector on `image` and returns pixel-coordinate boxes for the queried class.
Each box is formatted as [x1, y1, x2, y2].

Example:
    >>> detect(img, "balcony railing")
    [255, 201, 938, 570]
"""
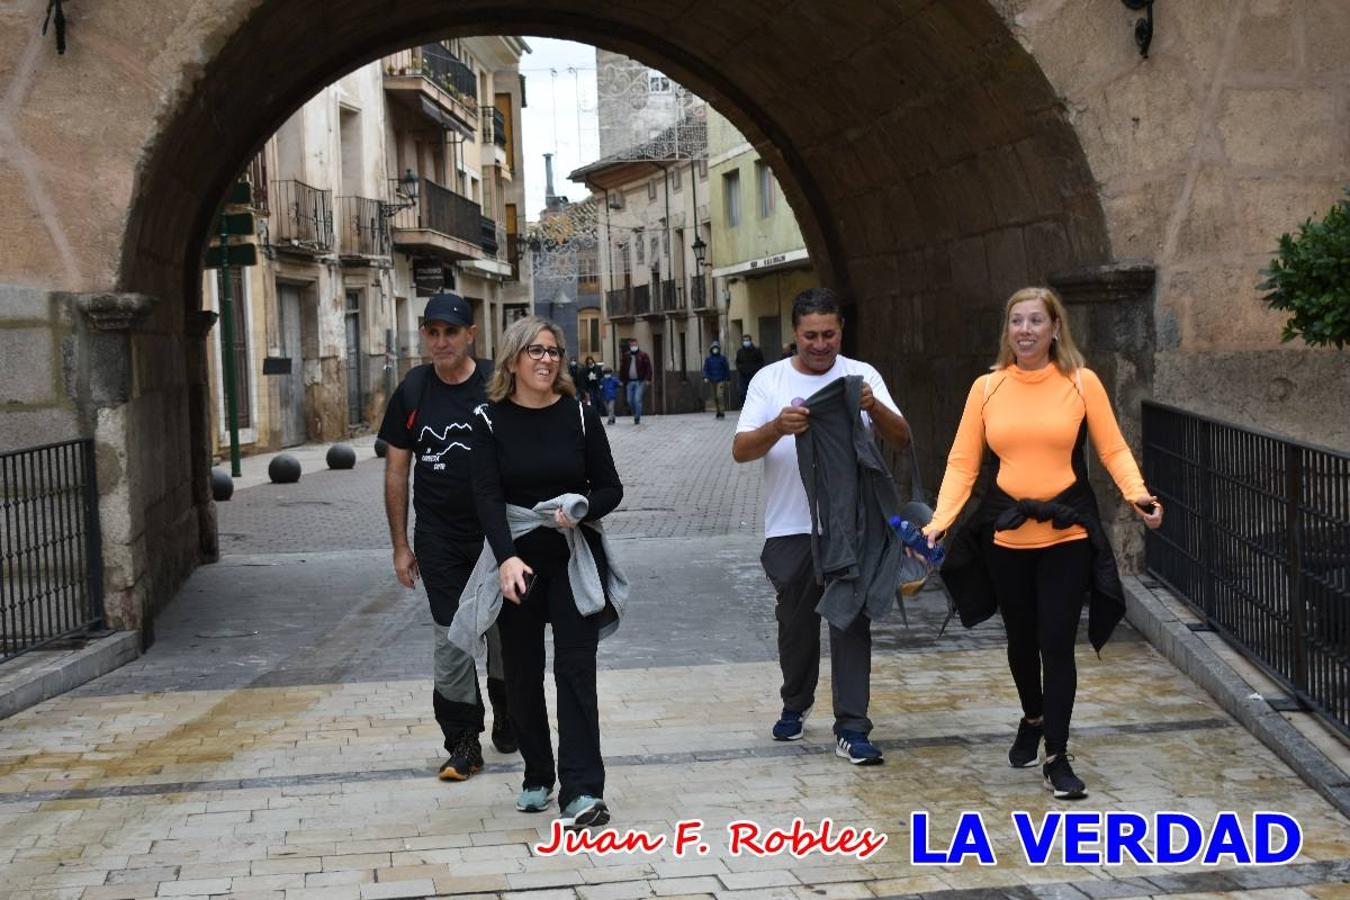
[271, 179, 333, 251]
[421, 43, 477, 104]
[481, 105, 507, 148]
[388, 176, 482, 246]
[689, 272, 711, 310]
[507, 232, 521, 280]
[241, 153, 269, 215]
[633, 283, 652, 316]
[480, 216, 499, 255]
[336, 196, 390, 257]
[606, 287, 633, 319]
[657, 279, 681, 313]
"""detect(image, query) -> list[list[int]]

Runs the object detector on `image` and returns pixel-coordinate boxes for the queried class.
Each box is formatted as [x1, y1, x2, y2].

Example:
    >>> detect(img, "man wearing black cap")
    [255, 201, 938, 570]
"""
[379, 292, 514, 781]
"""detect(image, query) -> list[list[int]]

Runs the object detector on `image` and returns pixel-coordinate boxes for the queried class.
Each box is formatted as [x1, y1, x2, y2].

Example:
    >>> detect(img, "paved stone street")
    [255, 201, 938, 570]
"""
[0, 414, 1347, 899]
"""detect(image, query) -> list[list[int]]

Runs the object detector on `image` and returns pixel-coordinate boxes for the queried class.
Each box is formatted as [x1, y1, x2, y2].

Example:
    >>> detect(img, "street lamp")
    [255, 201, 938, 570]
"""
[691, 234, 708, 273]
[381, 168, 420, 218]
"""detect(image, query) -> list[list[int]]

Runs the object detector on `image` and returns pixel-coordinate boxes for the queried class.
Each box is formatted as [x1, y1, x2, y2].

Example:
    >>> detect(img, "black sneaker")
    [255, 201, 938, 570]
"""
[1009, 718, 1042, 768]
[487, 678, 517, 755]
[1043, 753, 1087, 799]
[437, 733, 484, 782]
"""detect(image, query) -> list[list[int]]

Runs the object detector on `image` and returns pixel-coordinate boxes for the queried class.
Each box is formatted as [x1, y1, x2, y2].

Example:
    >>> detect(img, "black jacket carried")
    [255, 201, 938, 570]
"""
[795, 375, 906, 631]
[939, 421, 1126, 652]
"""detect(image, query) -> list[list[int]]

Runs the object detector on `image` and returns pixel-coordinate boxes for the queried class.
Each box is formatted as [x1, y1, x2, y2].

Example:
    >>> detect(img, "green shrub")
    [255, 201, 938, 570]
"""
[1259, 191, 1350, 349]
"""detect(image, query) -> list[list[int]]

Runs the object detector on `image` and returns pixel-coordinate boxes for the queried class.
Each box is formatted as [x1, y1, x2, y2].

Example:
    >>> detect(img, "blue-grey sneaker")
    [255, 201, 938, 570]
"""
[835, 730, 884, 765]
[516, 785, 553, 812]
[561, 794, 610, 829]
[771, 704, 812, 741]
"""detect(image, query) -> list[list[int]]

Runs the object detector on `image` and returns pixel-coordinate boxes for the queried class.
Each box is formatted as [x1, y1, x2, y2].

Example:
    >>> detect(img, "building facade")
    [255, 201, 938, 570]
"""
[201, 37, 529, 457]
[705, 107, 819, 403]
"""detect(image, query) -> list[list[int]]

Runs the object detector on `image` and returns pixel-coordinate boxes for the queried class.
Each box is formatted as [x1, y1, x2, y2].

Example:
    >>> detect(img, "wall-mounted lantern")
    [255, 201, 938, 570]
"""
[1122, 0, 1155, 59]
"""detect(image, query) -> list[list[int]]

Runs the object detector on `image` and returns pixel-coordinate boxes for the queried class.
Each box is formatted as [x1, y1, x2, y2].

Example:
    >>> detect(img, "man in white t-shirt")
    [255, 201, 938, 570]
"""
[733, 288, 911, 766]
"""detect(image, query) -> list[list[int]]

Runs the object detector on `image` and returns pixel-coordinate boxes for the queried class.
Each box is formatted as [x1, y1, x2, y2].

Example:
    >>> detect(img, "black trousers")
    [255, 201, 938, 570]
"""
[982, 538, 1094, 757]
[496, 529, 606, 808]
[761, 535, 873, 735]
[415, 529, 495, 748]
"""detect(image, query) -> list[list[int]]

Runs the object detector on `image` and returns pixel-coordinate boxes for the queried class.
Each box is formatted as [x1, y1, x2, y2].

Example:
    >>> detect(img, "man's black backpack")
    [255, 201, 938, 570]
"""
[398, 358, 494, 432]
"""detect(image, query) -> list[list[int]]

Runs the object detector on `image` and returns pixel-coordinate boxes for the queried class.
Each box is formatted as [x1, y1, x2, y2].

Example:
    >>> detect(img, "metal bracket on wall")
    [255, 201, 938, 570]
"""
[1122, 0, 1155, 58]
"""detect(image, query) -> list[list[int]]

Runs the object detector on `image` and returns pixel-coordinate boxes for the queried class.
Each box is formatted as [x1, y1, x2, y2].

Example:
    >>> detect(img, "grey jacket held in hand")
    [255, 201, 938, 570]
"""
[447, 492, 629, 658]
[795, 375, 906, 631]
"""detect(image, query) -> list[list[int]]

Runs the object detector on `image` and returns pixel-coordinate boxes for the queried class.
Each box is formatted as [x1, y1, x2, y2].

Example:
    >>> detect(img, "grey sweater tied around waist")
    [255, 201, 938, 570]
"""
[447, 492, 629, 658]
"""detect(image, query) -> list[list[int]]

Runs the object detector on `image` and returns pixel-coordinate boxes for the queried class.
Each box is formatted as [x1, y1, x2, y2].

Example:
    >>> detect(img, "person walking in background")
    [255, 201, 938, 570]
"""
[735, 334, 765, 406]
[455, 315, 627, 829]
[378, 292, 515, 784]
[619, 337, 653, 425]
[600, 367, 619, 425]
[702, 342, 731, 419]
[582, 355, 604, 409]
[733, 288, 911, 767]
[923, 286, 1163, 801]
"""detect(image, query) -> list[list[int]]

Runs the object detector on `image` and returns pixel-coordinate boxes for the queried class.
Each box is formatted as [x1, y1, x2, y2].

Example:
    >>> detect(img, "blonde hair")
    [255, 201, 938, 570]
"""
[992, 286, 1085, 374]
[488, 315, 576, 402]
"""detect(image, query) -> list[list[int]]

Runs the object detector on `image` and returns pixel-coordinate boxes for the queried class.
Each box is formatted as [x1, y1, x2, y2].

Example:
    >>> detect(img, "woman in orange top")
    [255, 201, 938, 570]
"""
[924, 287, 1163, 800]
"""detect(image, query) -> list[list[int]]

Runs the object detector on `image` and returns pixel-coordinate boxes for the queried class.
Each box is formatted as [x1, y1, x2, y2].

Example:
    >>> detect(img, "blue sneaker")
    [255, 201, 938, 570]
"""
[835, 730, 884, 765]
[516, 785, 553, 812]
[561, 794, 610, 829]
[771, 704, 812, 741]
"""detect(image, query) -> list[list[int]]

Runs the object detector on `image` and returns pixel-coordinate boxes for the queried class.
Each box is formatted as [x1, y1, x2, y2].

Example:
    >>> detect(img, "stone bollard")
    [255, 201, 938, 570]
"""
[268, 453, 302, 484]
[210, 467, 234, 501]
[374, 438, 389, 458]
[326, 443, 356, 469]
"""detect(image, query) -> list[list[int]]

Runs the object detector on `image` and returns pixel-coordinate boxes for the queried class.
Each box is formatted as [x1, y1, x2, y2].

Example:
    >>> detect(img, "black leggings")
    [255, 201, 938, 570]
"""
[982, 538, 1094, 757]
[496, 528, 607, 809]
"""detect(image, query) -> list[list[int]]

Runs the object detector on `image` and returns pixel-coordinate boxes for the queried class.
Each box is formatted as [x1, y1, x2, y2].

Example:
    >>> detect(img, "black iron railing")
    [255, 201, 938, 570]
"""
[388, 177, 482, 247]
[689, 273, 711, 310]
[336, 196, 390, 257]
[481, 105, 507, 148]
[271, 179, 333, 251]
[658, 279, 681, 313]
[633, 283, 652, 316]
[421, 43, 477, 103]
[1142, 401, 1350, 737]
[480, 216, 499, 255]
[1, 439, 104, 661]
[506, 233, 521, 280]
[606, 287, 632, 319]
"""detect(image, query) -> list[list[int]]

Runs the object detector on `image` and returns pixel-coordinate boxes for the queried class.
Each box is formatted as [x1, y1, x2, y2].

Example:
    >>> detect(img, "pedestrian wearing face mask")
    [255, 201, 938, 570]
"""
[735, 335, 766, 407]
[618, 338, 652, 425]
[702, 342, 731, 418]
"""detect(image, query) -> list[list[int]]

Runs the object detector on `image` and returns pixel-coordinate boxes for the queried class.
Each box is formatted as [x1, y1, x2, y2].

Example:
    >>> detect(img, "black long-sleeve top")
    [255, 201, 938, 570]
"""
[470, 396, 623, 565]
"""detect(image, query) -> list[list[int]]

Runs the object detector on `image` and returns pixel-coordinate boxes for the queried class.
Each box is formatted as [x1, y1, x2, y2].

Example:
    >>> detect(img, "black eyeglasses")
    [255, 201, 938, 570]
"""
[523, 343, 564, 361]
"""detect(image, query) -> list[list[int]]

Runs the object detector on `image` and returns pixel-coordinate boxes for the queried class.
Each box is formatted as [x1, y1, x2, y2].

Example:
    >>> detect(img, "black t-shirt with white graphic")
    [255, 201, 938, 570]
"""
[378, 363, 487, 541]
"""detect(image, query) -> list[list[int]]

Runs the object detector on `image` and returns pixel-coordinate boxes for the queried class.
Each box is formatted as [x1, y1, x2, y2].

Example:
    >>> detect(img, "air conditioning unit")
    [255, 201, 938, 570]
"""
[608, 192, 624, 210]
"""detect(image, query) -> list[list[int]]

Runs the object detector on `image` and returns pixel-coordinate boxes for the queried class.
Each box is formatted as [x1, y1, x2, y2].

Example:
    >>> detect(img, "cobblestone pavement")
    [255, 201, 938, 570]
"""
[0, 413, 1347, 899]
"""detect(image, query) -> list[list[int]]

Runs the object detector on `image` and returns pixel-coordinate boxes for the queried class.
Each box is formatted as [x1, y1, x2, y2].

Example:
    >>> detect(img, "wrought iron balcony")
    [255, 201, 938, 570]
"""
[507, 232, 521, 280]
[480, 105, 507, 148]
[336, 196, 390, 258]
[270, 179, 333, 252]
[633, 283, 652, 316]
[480, 216, 499, 255]
[606, 286, 633, 319]
[689, 273, 712, 310]
[387, 176, 483, 253]
[658, 279, 681, 313]
[420, 43, 477, 104]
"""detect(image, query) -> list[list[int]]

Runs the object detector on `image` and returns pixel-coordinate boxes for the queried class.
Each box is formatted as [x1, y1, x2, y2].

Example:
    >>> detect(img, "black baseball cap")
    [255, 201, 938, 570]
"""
[422, 292, 472, 327]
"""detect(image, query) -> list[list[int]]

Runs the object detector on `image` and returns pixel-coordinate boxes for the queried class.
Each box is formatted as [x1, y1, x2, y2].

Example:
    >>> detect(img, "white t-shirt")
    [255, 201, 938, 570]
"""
[736, 355, 901, 538]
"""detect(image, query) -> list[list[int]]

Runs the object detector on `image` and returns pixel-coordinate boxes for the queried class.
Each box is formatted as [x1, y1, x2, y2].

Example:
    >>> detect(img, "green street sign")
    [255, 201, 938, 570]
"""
[226, 181, 252, 204]
[204, 243, 258, 269]
[213, 212, 256, 236]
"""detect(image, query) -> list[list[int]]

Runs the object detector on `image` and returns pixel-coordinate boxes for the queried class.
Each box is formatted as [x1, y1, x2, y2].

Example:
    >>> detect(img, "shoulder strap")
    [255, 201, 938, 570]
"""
[579, 398, 586, 436]
[401, 363, 433, 430]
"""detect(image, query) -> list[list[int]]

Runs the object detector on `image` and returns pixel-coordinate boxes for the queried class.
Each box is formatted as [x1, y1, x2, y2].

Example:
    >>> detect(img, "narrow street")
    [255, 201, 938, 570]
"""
[0, 414, 1347, 900]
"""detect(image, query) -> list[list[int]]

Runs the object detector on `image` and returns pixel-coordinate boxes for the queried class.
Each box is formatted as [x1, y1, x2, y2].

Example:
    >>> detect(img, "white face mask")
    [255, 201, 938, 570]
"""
[742, 340, 752, 347]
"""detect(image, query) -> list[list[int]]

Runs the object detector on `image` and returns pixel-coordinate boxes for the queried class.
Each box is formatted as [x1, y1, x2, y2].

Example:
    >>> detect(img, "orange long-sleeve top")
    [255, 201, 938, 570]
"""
[927, 365, 1148, 549]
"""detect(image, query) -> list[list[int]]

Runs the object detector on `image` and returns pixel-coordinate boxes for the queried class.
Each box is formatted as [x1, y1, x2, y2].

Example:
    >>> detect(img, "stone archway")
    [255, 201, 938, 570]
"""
[9, 0, 1119, 631]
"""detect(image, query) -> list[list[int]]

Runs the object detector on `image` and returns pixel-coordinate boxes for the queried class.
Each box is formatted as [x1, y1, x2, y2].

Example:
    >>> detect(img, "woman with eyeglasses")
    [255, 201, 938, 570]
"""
[466, 315, 625, 829]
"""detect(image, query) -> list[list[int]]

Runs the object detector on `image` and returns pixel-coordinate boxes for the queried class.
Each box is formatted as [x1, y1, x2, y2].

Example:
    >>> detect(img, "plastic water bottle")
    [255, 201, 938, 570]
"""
[889, 515, 945, 565]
